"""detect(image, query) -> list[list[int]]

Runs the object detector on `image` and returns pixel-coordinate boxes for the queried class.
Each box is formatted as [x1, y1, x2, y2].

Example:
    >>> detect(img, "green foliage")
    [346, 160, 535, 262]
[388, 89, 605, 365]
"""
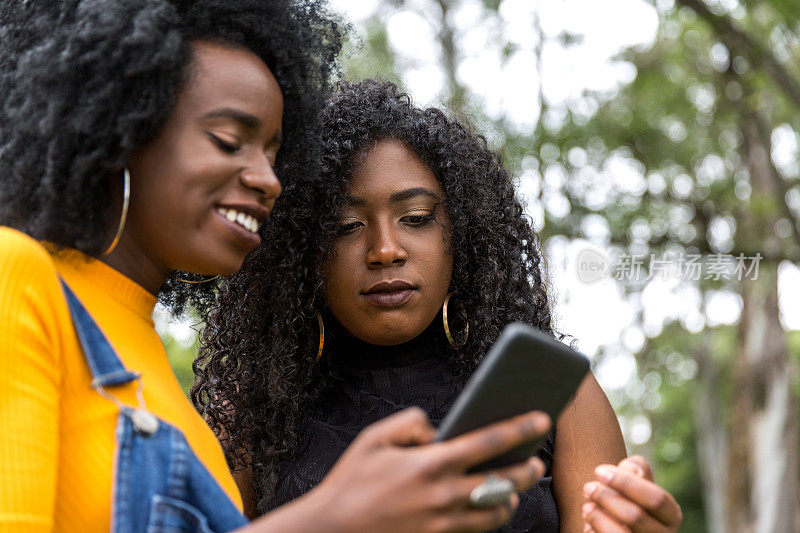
[341, 17, 404, 86]
[613, 323, 732, 533]
[163, 332, 199, 397]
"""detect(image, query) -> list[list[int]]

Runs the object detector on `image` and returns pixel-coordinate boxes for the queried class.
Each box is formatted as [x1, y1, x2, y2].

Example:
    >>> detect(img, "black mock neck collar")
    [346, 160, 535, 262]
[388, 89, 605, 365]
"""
[326, 317, 449, 369]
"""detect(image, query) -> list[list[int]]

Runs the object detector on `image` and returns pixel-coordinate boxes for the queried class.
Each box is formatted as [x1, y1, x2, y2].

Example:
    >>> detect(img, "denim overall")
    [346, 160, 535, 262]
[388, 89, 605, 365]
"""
[60, 281, 249, 533]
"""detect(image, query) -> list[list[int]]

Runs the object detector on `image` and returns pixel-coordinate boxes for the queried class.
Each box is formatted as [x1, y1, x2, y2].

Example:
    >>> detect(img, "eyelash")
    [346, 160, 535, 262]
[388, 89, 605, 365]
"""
[401, 213, 436, 227]
[208, 133, 281, 166]
[336, 221, 363, 235]
[335, 213, 436, 236]
[207, 133, 241, 154]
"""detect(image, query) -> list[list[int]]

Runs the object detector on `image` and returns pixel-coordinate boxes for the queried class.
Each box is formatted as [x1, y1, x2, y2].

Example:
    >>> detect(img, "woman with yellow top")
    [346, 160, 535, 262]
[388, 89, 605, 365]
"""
[0, 1, 553, 532]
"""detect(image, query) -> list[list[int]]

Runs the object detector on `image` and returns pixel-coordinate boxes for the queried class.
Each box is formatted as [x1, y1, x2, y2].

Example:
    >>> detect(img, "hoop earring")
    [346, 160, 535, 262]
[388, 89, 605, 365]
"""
[315, 310, 325, 361]
[176, 275, 221, 284]
[103, 168, 130, 255]
[442, 292, 469, 349]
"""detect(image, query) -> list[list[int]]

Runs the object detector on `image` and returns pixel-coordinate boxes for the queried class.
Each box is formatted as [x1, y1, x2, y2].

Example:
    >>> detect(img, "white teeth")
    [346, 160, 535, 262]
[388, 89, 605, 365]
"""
[216, 207, 259, 234]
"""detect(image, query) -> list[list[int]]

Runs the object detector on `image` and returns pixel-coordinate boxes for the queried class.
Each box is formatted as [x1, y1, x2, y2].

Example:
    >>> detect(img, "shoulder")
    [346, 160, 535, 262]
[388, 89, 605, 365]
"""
[557, 372, 624, 449]
[552, 371, 626, 478]
[0, 226, 59, 278]
[0, 226, 66, 344]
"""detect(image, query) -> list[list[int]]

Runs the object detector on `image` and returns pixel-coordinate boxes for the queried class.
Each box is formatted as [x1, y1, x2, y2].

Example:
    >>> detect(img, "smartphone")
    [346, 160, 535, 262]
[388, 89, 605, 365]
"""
[434, 322, 590, 472]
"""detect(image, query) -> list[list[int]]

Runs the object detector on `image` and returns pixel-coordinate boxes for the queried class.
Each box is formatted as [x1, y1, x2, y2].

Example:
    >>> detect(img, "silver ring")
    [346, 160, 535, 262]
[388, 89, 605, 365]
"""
[468, 474, 515, 508]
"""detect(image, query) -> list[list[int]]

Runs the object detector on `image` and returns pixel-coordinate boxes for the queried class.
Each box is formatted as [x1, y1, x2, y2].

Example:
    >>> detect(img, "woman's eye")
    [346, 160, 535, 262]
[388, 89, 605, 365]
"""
[207, 133, 241, 154]
[402, 213, 436, 227]
[336, 220, 363, 235]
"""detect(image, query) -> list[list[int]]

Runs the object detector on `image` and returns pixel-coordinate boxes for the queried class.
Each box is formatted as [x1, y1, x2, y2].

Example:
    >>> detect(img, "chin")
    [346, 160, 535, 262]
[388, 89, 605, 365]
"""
[184, 252, 246, 278]
[218, 261, 246, 277]
[220, 258, 246, 276]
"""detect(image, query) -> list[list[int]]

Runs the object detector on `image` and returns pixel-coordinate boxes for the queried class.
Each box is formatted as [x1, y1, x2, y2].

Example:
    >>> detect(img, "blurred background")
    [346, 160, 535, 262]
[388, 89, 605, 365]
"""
[159, 0, 800, 530]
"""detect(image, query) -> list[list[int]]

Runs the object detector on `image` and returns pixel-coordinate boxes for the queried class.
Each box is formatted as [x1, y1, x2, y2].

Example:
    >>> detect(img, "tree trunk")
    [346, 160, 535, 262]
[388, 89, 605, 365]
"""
[727, 112, 800, 532]
[433, 0, 465, 115]
[692, 341, 728, 533]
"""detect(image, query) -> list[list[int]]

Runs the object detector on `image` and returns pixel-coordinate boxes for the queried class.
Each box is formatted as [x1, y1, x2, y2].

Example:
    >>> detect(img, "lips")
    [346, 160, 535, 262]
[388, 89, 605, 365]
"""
[215, 203, 271, 226]
[215, 202, 271, 250]
[361, 280, 416, 308]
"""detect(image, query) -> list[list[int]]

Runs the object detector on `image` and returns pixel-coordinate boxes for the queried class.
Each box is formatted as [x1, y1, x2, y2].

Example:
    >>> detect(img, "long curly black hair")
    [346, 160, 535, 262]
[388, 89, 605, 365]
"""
[193, 80, 556, 512]
[0, 0, 343, 309]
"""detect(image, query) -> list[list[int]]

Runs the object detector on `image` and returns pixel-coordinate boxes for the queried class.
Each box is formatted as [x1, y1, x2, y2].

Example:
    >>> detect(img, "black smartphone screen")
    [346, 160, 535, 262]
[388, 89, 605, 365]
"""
[434, 322, 590, 472]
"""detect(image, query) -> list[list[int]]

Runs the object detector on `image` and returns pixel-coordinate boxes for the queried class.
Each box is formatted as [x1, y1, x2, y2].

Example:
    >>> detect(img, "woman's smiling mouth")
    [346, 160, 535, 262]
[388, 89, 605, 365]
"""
[216, 206, 260, 233]
[361, 280, 416, 308]
[215, 204, 269, 249]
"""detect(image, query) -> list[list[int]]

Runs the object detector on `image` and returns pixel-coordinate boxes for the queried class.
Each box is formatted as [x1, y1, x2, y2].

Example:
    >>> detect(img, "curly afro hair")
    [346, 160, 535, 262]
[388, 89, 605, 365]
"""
[0, 0, 344, 309]
[193, 79, 557, 512]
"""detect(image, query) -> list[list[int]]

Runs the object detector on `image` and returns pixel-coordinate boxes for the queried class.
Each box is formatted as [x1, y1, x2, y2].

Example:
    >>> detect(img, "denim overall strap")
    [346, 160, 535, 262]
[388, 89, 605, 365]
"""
[59, 279, 248, 532]
[59, 280, 140, 387]
[115, 419, 249, 532]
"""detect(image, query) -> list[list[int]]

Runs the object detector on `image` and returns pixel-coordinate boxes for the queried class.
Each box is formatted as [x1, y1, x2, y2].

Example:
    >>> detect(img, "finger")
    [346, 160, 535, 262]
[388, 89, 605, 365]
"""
[617, 460, 645, 479]
[594, 466, 682, 526]
[583, 502, 632, 533]
[618, 456, 653, 481]
[434, 494, 519, 532]
[358, 407, 436, 448]
[443, 457, 544, 508]
[435, 411, 551, 470]
[492, 456, 546, 492]
[583, 482, 671, 533]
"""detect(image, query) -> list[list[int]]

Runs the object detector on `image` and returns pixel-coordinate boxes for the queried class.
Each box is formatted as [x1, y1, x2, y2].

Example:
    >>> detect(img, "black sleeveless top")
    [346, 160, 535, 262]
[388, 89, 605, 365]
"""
[265, 321, 560, 532]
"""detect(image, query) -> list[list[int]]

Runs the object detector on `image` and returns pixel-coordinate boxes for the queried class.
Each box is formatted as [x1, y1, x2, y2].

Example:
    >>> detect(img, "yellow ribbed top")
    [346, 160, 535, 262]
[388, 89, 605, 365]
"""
[0, 227, 242, 532]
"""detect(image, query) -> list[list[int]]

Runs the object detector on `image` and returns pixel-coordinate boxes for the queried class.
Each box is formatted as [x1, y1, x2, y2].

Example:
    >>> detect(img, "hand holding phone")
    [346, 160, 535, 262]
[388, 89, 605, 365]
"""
[434, 322, 590, 472]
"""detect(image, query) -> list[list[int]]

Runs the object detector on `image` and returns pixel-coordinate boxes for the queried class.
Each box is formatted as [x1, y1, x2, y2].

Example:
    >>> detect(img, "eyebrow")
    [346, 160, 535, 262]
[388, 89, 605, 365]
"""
[390, 187, 440, 202]
[344, 187, 440, 207]
[201, 108, 283, 146]
[202, 108, 261, 130]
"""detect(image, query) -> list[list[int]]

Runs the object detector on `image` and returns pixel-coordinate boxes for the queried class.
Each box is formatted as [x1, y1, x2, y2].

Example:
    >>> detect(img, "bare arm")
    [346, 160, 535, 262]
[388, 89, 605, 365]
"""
[553, 372, 627, 532]
[553, 373, 683, 532]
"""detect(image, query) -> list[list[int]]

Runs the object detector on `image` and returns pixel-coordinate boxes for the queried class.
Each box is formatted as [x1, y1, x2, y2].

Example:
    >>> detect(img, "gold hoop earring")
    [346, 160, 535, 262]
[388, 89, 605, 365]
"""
[176, 275, 221, 284]
[103, 168, 130, 255]
[315, 310, 325, 361]
[442, 292, 469, 349]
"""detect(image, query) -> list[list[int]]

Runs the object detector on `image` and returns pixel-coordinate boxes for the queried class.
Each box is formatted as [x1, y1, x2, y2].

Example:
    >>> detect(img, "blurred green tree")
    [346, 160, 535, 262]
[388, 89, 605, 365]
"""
[532, 1, 800, 530]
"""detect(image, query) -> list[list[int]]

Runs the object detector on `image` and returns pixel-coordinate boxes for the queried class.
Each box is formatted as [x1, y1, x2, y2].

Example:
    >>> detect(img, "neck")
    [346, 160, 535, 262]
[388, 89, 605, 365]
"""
[101, 235, 170, 295]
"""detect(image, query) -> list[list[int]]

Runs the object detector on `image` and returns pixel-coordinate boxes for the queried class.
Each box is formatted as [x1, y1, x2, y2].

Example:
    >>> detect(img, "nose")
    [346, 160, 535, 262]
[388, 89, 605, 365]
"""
[239, 155, 282, 202]
[366, 222, 408, 269]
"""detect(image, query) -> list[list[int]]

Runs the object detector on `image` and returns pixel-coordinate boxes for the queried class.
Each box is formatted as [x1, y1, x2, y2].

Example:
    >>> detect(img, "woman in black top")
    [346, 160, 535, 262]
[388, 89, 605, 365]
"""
[269, 320, 561, 531]
[195, 80, 683, 532]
